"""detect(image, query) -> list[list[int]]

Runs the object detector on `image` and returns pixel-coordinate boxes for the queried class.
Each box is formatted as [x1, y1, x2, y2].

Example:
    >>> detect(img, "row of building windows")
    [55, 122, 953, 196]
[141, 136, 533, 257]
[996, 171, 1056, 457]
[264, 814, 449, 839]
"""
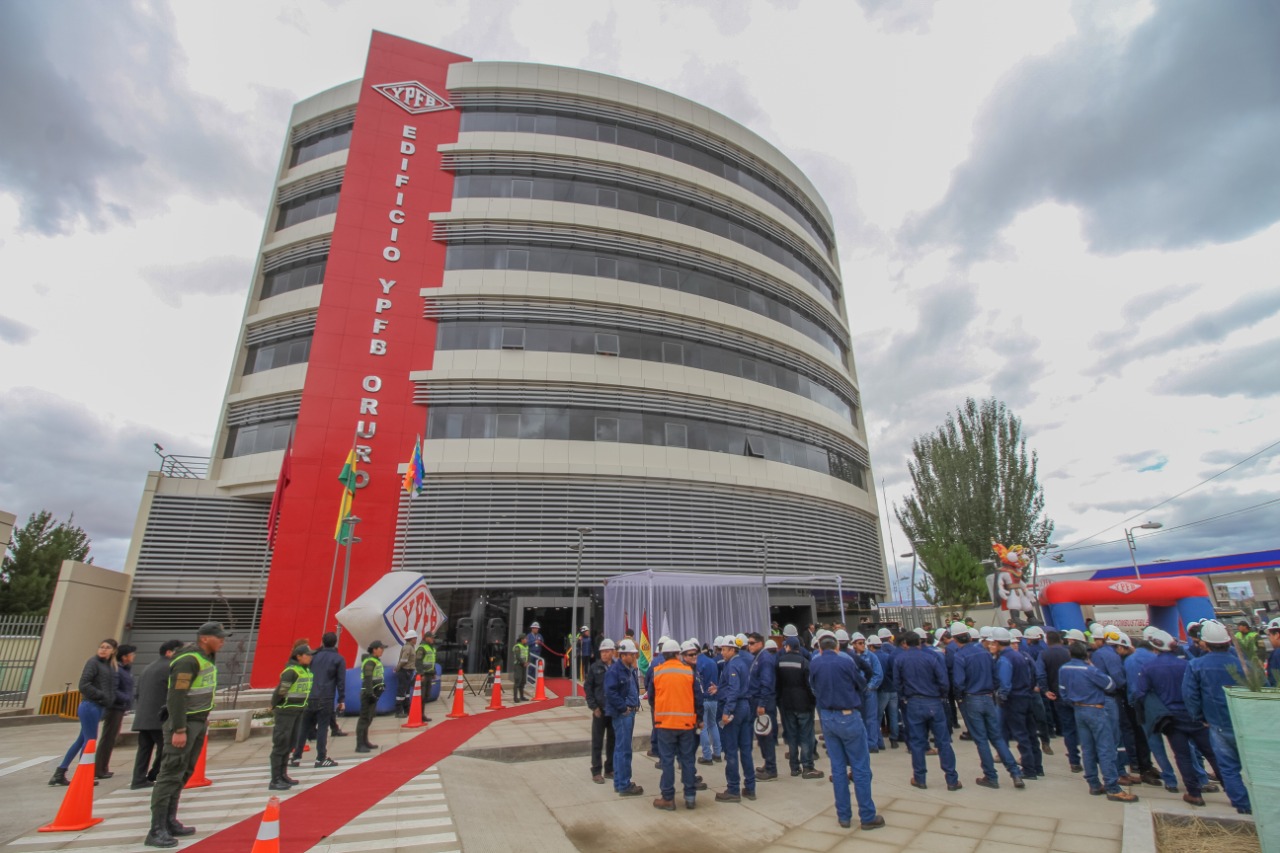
[426, 405, 866, 487]
[225, 418, 295, 458]
[244, 334, 311, 375]
[443, 244, 846, 358]
[261, 256, 326, 301]
[276, 186, 340, 231]
[436, 320, 855, 422]
[459, 108, 834, 255]
[290, 123, 354, 168]
[452, 173, 839, 308]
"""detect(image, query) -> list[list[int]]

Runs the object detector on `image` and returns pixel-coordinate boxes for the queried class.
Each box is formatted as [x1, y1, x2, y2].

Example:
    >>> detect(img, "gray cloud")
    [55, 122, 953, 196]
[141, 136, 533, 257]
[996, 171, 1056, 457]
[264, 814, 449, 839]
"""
[0, 2, 276, 236]
[140, 255, 254, 308]
[903, 2, 1280, 258]
[0, 387, 205, 570]
[855, 0, 939, 34]
[0, 315, 35, 345]
[1157, 338, 1280, 399]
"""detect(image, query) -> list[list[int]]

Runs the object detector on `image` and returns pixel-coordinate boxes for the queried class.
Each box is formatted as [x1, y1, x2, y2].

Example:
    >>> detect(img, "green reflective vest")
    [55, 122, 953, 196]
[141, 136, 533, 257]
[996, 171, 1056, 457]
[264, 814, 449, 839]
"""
[170, 648, 218, 715]
[416, 642, 436, 674]
[280, 663, 312, 708]
[362, 654, 384, 694]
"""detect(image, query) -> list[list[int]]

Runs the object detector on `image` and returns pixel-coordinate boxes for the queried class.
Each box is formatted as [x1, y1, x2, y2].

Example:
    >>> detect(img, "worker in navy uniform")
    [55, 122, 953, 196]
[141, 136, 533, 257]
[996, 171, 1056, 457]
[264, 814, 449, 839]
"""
[292, 632, 344, 768]
[696, 638, 723, 765]
[1037, 630, 1083, 772]
[145, 622, 225, 849]
[871, 633, 899, 748]
[993, 627, 1043, 779]
[712, 635, 756, 802]
[894, 631, 961, 791]
[356, 641, 385, 753]
[954, 623, 1023, 788]
[746, 633, 779, 780]
[1090, 629, 1142, 784]
[585, 638, 617, 783]
[1057, 640, 1138, 802]
[849, 633, 883, 752]
[270, 646, 313, 790]
[1183, 619, 1252, 814]
[777, 636, 822, 778]
[651, 640, 706, 811]
[1267, 617, 1280, 686]
[604, 639, 644, 796]
[808, 629, 884, 831]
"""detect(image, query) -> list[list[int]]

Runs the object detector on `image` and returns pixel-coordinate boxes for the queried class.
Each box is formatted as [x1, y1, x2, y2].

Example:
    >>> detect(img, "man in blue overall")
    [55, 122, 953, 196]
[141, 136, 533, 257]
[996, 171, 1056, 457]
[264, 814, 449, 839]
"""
[954, 623, 1023, 789]
[1058, 642, 1138, 802]
[894, 631, 961, 791]
[809, 630, 883, 831]
[1183, 620, 1252, 814]
[713, 635, 755, 802]
[604, 639, 644, 797]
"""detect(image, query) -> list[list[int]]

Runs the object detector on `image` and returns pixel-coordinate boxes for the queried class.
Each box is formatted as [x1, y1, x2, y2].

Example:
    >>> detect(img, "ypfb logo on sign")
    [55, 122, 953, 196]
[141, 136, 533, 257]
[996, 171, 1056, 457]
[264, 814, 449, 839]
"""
[383, 575, 446, 641]
[1108, 581, 1142, 595]
[371, 81, 453, 114]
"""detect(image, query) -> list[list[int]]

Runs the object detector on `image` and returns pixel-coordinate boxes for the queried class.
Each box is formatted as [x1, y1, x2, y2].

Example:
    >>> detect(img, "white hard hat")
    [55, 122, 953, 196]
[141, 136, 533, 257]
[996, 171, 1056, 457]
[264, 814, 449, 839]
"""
[934, 628, 949, 642]
[991, 627, 1012, 642]
[1186, 619, 1203, 628]
[1148, 630, 1174, 651]
[1114, 633, 1133, 648]
[680, 639, 699, 653]
[1023, 626, 1044, 639]
[1199, 620, 1231, 644]
[712, 635, 725, 648]
[686, 637, 700, 648]
[530, 621, 541, 629]
[1141, 625, 1160, 639]
[764, 639, 778, 650]
[783, 624, 799, 637]
[867, 635, 882, 646]
[657, 635, 671, 647]
[403, 630, 419, 640]
[1104, 629, 1127, 645]
[734, 633, 748, 648]
[979, 626, 994, 639]
[581, 625, 590, 632]
[1268, 617, 1280, 631]
[1009, 628, 1023, 640]
[877, 627, 893, 639]
[1088, 622, 1104, 636]
[1104, 625, 1120, 637]
[834, 629, 850, 643]
[660, 638, 680, 654]
[1063, 628, 1087, 643]
[815, 629, 835, 646]
[598, 638, 616, 651]
[753, 714, 773, 737]
[949, 622, 970, 637]
[617, 639, 639, 653]
[914, 628, 929, 640]
[848, 632, 864, 643]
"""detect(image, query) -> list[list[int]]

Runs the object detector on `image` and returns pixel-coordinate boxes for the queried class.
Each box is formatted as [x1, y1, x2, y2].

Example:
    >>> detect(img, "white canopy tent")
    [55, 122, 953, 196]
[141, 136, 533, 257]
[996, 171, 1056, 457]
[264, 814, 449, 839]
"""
[602, 570, 844, 648]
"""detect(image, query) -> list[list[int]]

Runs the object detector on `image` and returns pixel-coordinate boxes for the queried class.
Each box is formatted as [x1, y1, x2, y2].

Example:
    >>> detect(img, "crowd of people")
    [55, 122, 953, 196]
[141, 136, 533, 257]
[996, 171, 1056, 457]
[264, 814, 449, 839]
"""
[574, 615, 1280, 831]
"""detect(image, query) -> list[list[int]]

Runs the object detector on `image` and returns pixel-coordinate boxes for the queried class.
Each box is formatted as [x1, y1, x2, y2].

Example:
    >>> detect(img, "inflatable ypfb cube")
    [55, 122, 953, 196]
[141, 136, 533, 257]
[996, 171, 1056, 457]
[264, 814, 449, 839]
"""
[337, 572, 447, 650]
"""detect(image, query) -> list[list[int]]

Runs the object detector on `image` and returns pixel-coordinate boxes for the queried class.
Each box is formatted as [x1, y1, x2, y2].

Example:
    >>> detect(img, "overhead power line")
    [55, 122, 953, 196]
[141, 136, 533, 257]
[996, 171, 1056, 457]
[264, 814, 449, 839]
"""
[1056, 495, 1280, 557]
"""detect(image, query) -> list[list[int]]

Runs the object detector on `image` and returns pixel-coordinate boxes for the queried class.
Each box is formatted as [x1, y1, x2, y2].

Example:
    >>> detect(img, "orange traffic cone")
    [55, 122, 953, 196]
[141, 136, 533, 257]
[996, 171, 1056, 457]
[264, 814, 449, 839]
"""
[488, 665, 505, 710]
[402, 674, 426, 729]
[184, 735, 213, 788]
[39, 739, 104, 832]
[250, 796, 281, 853]
[445, 670, 469, 719]
[533, 657, 548, 701]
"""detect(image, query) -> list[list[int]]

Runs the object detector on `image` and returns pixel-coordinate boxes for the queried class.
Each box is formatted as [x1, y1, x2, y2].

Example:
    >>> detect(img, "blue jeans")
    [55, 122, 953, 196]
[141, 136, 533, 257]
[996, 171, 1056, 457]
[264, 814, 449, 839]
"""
[700, 700, 721, 759]
[1075, 705, 1120, 793]
[1164, 720, 1220, 798]
[655, 727, 698, 801]
[781, 709, 816, 771]
[862, 690, 880, 750]
[961, 694, 1020, 781]
[1053, 698, 1081, 766]
[721, 712, 755, 795]
[819, 710, 877, 825]
[877, 690, 899, 745]
[1004, 694, 1043, 776]
[905, 697, 958, 785]
[612, 712, 636, 792]
[1103, 696, 1129, 774]
[61, 701, 103, 771]
[1208, 725, 1251, 812]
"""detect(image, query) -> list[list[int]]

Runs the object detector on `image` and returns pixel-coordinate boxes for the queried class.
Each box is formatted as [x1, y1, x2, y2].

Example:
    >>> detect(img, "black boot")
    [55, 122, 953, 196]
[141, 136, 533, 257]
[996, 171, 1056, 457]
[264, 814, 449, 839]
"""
[144, 814, 178, 848]
[268, 777, 291, 791]
[167, 803, 195, 837]
[48, 768, 69, 787]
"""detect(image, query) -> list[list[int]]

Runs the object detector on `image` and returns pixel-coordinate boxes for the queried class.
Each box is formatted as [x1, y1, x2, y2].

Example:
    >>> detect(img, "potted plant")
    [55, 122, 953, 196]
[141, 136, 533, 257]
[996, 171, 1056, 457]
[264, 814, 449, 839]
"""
[1224, 637, 1279, 851]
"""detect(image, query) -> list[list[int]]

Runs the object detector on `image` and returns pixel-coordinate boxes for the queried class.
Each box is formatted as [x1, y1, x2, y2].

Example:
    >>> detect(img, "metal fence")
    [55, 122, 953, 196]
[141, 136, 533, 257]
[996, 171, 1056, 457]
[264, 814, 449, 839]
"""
[0, 613, 47, 708]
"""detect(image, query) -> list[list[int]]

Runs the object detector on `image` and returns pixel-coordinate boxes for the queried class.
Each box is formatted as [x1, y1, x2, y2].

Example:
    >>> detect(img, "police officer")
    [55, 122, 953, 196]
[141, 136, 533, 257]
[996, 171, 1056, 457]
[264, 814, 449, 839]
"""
[809, 630, 883, 831]
[953, 623, 1023, 789]
[271, 645, 313, 790]
[144, 622, 225, 849]
[585, 638, 616, 783]
[415, 631, 437, 721]
[395, 630, 418, 717]
[713, 635, 755, 802]
[651, 639, 704, 811]
[993, 627, 1043, 779]
[1184, 620, 1252, 814]
[356, 641, 385, 753]
[1057, 639, 1138, 802]
[512, 633, 530, 702]
[894, 631, 960, 791]
[604, 639, 643, 796]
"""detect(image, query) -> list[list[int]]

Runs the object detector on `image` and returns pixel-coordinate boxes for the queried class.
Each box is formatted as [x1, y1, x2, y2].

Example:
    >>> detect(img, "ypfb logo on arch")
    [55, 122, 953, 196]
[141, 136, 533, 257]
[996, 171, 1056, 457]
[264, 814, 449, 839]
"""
[371, 80, 453, 114]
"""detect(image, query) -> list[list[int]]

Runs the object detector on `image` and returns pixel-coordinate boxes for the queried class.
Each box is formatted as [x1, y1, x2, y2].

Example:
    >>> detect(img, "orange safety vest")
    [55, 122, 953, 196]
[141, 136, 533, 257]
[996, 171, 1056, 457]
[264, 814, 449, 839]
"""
[652, 657, 697, 730]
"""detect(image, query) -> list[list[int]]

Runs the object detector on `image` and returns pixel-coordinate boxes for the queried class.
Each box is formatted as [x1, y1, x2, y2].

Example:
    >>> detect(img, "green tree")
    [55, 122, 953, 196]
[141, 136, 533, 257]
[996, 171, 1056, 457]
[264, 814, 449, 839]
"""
[896, 398, 1053, 600]
[915, 540, 989, 606]
[0, 511, 92, 615]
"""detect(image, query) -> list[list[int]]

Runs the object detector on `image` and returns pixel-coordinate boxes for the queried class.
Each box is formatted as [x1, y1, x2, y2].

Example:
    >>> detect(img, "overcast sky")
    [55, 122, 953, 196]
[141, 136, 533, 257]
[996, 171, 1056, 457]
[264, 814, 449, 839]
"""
[1, 0, 1277, 593]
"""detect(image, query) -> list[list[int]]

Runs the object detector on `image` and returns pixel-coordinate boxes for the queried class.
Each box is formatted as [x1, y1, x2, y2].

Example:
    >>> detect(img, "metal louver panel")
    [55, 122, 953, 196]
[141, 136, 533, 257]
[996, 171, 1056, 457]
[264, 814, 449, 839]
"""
[414, 380, 869, 466]
[262, 239, 330, 273]
[432, 221, 850, 344]
[225, 395, 302, 427]
[424, 296, 859, 408]
[276, 169, 344, 205]
[131, 495, 271, 599]
[394, 475, 885, 593]
[290, 108, 357, 144]
[245, 312, 318, 346]
[126, 598, 263, 670]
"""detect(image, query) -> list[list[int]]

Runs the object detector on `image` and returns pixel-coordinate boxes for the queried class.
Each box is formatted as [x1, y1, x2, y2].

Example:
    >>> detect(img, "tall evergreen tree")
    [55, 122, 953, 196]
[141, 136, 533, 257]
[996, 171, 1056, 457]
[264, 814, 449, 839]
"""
[896, 398, 1053, 602]
[0, 511, 92, 615]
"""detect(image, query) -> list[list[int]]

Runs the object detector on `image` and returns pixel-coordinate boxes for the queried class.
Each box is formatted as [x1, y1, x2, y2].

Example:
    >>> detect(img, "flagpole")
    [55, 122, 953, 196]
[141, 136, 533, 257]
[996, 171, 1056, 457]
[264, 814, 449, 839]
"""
[323, 535, 342, 633]
[326, 432, 359, 634]
[234, 545, 272, 706]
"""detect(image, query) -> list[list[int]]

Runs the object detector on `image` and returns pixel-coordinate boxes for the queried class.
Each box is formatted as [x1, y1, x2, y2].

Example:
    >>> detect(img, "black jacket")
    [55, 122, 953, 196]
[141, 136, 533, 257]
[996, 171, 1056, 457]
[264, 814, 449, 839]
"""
[584, 659, 610, 714]
[78, 656, 116, 708]
[308, 646, 346, 705]
[775, 650, 815, 712]
[131, 657, 171, 730]
[111, 664, 136, 711]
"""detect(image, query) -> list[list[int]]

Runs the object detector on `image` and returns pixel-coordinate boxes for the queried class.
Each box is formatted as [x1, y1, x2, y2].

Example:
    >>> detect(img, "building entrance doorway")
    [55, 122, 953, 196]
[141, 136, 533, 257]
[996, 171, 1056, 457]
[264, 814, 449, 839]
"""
[511, 596, 594, 679]
[768, 594, 816, 636]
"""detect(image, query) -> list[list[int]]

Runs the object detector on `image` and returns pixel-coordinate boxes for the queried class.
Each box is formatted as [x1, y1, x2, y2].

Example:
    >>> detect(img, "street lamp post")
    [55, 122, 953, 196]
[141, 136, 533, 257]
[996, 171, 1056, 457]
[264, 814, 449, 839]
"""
[1124, 522, 1162, 580]
[569, 526, 593, 698]
[901, 551, 918, 629]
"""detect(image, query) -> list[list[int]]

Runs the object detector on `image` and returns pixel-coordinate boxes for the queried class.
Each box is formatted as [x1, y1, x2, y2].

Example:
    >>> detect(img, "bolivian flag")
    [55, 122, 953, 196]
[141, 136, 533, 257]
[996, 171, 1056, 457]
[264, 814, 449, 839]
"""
[335, 449, 358, 543]
[638, 612, 651, 674]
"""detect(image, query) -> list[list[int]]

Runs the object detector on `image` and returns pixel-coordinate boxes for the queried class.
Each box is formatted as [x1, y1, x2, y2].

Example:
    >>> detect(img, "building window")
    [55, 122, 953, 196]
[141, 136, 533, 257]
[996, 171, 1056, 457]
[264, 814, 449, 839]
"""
[244, 334, 312, 375]
[261, 257, 326, 300]
[596, 333, 619, 356]
[501, 327, 525, 350]
[745, 435, 765, 458]
[661, 342, 684, 365]
[496, 413, 521, 438]
[225, 419, 296, 458]
[739, 359, 758, 381]
[511, 179, 533, 199]
[597, 188, 618, 208]
[506, 249, 529, 270]
[596, 125, 617, 144]
[595, 417, 619, 442]
[290, 123, 354, 167]
[276, 186, 340, 231]
[656, 200, 678, 221]
[665, 423, 688, 448]
[596, 258, 618, 279]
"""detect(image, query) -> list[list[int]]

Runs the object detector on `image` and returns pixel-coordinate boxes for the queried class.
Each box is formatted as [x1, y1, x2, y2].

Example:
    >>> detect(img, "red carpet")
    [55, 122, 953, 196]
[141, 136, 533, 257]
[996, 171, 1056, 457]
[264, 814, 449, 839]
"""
[184, 683, 569, 853]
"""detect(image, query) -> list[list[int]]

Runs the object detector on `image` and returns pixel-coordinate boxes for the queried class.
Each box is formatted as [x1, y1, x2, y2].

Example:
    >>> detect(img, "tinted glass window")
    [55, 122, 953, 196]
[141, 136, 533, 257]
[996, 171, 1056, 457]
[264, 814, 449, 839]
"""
[261, 257, 326, 300]
[290, 123, 354, 167]
[225, 419, 296, 458]
[244, 334, 312, 375]
[276, 186, 341, 231]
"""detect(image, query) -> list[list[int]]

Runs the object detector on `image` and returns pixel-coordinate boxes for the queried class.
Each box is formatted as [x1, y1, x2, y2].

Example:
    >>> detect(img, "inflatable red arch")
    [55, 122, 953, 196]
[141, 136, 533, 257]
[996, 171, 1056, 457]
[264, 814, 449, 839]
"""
[1040, 576, 1216, 636]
